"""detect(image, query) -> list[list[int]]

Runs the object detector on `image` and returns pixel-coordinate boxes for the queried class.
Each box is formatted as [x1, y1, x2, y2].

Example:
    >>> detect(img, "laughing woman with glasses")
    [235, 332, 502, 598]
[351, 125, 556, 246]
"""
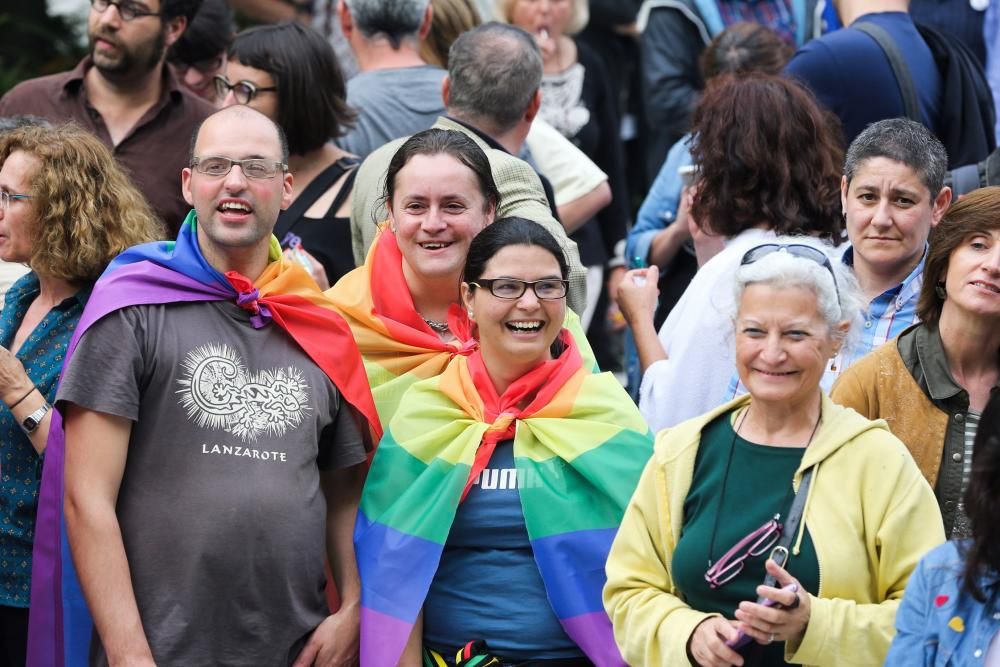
[355, 217, 652, 666]
[604, 246, 943, 667]
[219, 21, 358, 288]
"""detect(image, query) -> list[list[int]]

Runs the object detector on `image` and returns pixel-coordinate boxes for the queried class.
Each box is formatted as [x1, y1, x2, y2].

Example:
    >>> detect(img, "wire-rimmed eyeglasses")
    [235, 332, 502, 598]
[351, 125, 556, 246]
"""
[90, 0, 161, 21]
[470, 278, 569, 301]
[0, 192, 32, 210]
[213, 76, 278, 105]
[190, 156, 287, 180]
[704, 515, 782, 589]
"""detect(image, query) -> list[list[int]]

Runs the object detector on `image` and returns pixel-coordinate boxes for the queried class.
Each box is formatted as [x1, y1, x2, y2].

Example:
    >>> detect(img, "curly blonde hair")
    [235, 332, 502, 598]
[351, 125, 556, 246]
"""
[0, 123, 165, 282]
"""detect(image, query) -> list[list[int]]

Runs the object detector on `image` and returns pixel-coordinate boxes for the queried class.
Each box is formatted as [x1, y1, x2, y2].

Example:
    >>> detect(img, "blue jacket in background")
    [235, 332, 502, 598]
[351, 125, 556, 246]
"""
[885, 540, 1000, 666]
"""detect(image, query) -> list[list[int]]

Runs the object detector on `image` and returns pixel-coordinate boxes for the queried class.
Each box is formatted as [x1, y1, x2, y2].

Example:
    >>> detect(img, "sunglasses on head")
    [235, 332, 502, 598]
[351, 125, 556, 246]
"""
[740, 243, 842, 307]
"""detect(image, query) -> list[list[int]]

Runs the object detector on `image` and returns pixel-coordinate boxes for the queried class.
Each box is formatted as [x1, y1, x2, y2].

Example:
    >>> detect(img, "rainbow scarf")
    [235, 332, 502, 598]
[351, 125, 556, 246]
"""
[27, 211, 380, 667]
[326, 230, 596, 431]
[355, 333, 652, 666]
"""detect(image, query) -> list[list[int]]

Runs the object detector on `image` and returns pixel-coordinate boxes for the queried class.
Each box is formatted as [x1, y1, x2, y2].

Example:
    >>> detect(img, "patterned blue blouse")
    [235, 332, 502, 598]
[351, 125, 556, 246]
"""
[0, 272, 89, 608]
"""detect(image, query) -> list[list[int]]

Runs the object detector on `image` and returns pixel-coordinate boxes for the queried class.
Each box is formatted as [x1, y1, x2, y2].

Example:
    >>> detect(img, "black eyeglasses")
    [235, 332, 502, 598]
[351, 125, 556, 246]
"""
[740, 243, 842, 306]
[191, 156, 287, 180]
[470, 278, 569, 301]
[213, 75, 278, 105]
[90, 0, 160, 21]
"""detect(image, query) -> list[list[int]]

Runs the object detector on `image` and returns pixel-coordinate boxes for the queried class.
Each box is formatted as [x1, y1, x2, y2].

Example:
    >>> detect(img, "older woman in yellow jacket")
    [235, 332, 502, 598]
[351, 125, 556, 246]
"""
[604, 245, 944, 667]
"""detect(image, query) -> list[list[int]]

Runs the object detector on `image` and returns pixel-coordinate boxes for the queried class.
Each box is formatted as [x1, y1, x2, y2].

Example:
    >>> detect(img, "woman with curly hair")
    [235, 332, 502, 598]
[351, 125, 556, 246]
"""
[618, 74, 845, 433]
[0, 123, 162, 665]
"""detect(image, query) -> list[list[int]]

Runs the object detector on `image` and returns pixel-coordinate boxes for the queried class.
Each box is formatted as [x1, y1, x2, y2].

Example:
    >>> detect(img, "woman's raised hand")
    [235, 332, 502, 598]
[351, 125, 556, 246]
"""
[735, 558, 811, 647]
[687, 616, 744, 667]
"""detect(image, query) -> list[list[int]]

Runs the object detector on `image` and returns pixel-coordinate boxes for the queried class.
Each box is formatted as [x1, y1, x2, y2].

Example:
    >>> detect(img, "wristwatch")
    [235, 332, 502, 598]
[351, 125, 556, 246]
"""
[21, 402, 51, 434]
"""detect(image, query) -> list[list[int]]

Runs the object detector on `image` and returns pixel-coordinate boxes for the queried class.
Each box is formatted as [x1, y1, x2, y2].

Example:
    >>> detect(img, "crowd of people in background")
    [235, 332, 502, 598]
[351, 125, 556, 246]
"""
[1, 0, 1000, 665]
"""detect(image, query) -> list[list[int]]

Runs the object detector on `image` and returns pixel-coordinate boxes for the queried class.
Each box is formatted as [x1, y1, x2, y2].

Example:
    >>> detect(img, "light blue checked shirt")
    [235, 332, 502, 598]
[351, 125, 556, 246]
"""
[723, 244, 926, 400]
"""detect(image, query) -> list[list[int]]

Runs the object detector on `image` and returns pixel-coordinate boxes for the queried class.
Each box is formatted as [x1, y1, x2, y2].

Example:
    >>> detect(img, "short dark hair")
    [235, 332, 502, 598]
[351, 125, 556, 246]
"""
[228, 22, 356, 155]
[161, 0, 204, 23]
[464, 216, 568, 284]
[383, 128, 500, 215]
[699, 22, 793, 80]
[917, 185, 1000, 325]
[447, 22, 542, 133]
[167, 0, 233, 65]
[189, 105, 290, 163]
[844, 118, 949, 197]
[344, 0, 430, 48]
[689, 74, 845, 240]
[961, 390, 1000, 601]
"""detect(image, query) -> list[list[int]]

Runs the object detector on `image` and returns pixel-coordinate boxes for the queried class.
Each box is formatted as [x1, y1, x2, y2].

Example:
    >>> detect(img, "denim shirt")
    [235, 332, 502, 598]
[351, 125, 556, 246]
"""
[885, 540, 1000, 666]
[0, 272, 89, 608]
[628, 135, 693, 268]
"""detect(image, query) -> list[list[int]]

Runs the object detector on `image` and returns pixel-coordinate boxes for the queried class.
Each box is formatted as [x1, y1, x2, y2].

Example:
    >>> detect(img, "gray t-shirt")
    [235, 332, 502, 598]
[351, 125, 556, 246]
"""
[338, 65, 446, 158]
[57, 300, 366, 667]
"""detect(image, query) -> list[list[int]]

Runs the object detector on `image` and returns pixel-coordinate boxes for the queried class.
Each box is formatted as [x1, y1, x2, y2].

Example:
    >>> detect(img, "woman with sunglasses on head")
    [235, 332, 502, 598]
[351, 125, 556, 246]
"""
[219, 21, 357, 288]
[0, 123, 162, 667]
[616, 74, 845, 434]
[355, 217, 652, 666]
[832, 187, 1000, 541]
[605, 246, 943, 667]
[884, 390, 1000, 666]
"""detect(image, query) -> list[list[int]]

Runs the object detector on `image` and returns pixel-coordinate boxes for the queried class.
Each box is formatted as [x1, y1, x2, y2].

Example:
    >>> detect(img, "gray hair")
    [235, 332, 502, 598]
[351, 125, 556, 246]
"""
[731, 245, 865, 350]
[447, 22, 542, 133]
[843, 118, 948, 197]
[343, 0, 431, 48]
[0, 115, 51, 133]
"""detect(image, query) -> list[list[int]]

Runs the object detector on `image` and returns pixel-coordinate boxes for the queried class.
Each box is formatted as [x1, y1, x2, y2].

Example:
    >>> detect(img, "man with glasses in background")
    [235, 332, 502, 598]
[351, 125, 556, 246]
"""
[29, 104, 376, 667]
[0, 0, 212, 235]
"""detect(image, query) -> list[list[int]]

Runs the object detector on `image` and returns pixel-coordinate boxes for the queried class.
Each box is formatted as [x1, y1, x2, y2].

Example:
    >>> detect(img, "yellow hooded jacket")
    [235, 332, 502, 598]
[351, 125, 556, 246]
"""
[603, 393, 944, 667]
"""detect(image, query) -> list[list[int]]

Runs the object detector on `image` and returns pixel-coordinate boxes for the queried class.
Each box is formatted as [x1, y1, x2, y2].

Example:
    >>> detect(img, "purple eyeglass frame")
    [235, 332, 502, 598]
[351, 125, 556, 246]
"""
[704, 514, 783, 589]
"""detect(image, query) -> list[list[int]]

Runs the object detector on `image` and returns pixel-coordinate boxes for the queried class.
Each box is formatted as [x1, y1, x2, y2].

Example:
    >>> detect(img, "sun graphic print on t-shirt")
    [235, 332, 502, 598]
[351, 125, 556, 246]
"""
[175, 342, 311, 442]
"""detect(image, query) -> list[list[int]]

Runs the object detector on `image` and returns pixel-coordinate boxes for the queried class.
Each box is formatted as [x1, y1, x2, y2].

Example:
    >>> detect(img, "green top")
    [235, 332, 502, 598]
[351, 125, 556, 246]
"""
[673, 411, 820, 665]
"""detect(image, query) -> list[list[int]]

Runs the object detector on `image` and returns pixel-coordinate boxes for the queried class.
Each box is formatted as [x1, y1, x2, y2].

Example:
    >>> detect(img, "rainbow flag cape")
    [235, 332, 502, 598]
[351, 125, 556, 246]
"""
[327, 229, 596, 430]
[355, 332, 652, 666]
[27, 211, 380, 667]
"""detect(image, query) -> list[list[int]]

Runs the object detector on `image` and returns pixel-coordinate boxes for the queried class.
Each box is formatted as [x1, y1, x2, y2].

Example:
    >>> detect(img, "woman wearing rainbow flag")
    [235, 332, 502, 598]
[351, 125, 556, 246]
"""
[328, 128, 594, 432]
[354, 217, 653, 666]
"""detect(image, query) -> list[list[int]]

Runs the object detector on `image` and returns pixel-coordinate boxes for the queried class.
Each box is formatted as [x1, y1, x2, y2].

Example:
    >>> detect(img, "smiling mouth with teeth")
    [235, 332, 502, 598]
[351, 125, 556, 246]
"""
[507, 321, 544, 332]
[219, 202, 251, 213]
[971, 281, 1000, 293]
[420, 242, 452, 250]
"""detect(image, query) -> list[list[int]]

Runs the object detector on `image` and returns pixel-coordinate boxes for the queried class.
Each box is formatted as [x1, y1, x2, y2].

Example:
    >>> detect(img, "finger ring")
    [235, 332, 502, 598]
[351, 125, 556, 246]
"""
[787, 593, 801, 610]
[768, 633, 776, 644]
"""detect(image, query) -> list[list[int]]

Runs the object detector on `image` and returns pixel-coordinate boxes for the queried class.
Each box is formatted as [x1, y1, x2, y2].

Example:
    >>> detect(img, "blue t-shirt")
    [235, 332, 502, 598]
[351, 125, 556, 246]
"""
[785, 11, 942, 145]
[423, 441, 582, 661]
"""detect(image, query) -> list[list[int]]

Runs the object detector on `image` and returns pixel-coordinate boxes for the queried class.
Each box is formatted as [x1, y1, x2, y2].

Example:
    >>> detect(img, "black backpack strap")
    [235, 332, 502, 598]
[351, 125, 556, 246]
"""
[855, 22, 921, 122]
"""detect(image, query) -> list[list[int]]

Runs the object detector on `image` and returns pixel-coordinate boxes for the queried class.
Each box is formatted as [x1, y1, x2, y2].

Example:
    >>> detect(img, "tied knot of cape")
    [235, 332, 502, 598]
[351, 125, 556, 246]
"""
[226, 271, 273, 328]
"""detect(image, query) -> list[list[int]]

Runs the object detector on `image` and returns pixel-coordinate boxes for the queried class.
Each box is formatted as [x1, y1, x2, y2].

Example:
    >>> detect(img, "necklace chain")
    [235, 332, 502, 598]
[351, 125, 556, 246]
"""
[422, 317, 450, 333]
[706, 399, 822, 569]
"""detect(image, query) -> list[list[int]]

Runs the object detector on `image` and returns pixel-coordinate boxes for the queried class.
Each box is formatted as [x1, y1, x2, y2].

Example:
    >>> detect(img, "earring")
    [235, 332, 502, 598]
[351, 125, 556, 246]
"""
[467, 309, 475, 322]
[935, 282, 947, 300]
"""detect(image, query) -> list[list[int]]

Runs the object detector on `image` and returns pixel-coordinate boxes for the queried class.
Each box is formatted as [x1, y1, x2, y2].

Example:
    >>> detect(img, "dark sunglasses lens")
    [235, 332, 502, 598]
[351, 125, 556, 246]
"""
[741, 244, 778, 266]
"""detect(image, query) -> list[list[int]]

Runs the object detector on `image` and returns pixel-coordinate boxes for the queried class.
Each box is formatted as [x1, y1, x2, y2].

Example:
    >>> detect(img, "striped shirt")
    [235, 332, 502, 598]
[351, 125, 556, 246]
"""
[724, 245, 926, 400]
[718, 0, 797, 45]
[951, 411, 981, 540]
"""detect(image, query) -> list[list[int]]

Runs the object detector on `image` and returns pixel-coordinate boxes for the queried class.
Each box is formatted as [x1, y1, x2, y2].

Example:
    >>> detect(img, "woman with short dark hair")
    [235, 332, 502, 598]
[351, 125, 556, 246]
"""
[832, 186, 1000, 539]
[356, 217, 652, 666]
[221, 22, 359, 287]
